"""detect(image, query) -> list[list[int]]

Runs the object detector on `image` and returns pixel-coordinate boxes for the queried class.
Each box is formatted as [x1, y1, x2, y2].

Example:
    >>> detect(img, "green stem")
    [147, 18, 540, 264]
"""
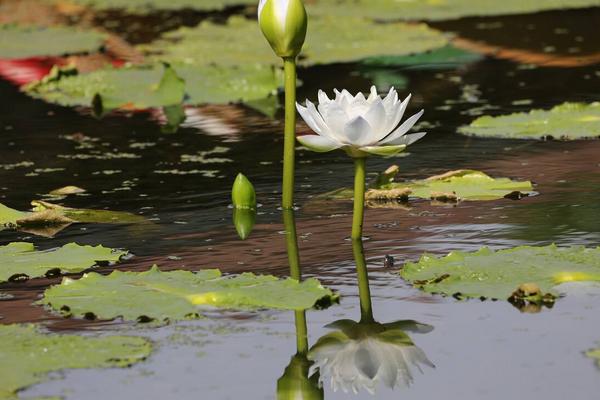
[282, 57, 297, 210]
[351, 157, 367, 240]
[282, 210, 307, 353]
[283, 210, 301, 281]
[294, 310, 309, 355]
[352, 238, 374, 323]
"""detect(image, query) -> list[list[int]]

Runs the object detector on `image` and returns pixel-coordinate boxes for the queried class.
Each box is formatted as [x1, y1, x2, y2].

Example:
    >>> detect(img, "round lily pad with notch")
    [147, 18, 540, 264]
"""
[42, 266, 339, 322]
[0, 242, 127, 282]
[401, 244, 600, 305]
[0, 324, 151, 400]
[25, 63, 282, 110]
[140, 16, 448, 67]
[458, 102, 600, 140]
[0, 25, 105, 59]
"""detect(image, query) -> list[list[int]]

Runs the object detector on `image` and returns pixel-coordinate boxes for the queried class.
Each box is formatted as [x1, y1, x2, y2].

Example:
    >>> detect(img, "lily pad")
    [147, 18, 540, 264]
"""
[0, 25, 105, 60]
[0, 201, 146, 237]
[64, 0, 255, 13]
[306, 0, 600, 22]
[400, 245, 600, 302]
[42, 266, 338, 322]
[0, 324, 151, 400]
[0, 242, 126, 282]
[141, 16, 447, 67]
[458, 102, 600, 140]
[26, 63, 282, 109]
[320, 169, 533, 204]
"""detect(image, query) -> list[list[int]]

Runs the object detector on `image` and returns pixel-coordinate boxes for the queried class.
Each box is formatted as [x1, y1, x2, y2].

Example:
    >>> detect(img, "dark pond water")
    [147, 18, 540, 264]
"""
[1, 6, 600, 400]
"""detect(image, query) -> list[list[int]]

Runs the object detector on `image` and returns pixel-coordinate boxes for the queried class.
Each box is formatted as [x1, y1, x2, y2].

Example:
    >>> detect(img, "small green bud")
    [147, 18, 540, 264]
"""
[233, 208, 256, 240]
[277, 354, 323, 400]
[258, 0, 308, 58]
[232, 173, 256, 209]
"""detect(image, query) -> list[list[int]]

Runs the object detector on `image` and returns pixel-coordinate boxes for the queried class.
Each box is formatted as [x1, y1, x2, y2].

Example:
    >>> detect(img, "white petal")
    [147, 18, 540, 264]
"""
[344, 116, 372, 146]
[367, 85, 379, 103]
[322, 102, 348, 138]
[306, 100, 335, 138]
[274, 0, 291, 28]
[362, 98, 387, 143]
[297, 135, 341, 152]
[380, 109, 424, 144]
[382, 87, 397, 110]
[257, 0, 266, 21]
[318, 89, 331, 104]
[383, 93, 411, 134]
[296, 102, 324, 135]
[383, 131, 427, 146]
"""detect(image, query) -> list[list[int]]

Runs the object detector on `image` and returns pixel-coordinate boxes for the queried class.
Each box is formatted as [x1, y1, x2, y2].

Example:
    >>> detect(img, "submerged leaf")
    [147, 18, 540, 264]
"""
[0, 25, 105, 59]
[49, 186, 86, 196]
[42, 266, 338, 322]
[0, 324, 151, 400]
[459, 102, 600, 140]
[26, 63, 281, 109]
[306, 0, 600, 22]
[0, 242, 126, 282]
[141, 16, 447, 67]
[401, 245, 600, 303]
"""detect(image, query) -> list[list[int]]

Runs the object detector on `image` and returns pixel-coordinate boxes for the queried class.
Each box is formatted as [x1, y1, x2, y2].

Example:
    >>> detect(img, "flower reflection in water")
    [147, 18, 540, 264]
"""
[308, 239, 434, 395]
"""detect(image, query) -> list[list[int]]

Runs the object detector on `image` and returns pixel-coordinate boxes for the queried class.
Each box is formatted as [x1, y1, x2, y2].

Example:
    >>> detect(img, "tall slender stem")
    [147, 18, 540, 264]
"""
[283, 210, 308, 354]
[282, 57, 297, 210]
[352, 238, 374, 323]
[351, 157, 367, 240]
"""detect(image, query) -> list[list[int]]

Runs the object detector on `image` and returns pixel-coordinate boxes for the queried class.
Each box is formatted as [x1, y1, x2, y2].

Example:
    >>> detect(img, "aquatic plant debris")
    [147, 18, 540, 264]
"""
[0, 25, 105, 59]
[42, 266, 338, 322]
[0, 324, 151, 400]
[0, 201, 145, 237]
[0, 242, 127, 282]
[26, 63, 281, 111]
[320, 169, 533, 204]
[400, 245, 600, 304]
[141, 16, 448, 67]
[587, 346, 600, 368]
[459, 102, 600, 140]
[305, 0, 600, 21]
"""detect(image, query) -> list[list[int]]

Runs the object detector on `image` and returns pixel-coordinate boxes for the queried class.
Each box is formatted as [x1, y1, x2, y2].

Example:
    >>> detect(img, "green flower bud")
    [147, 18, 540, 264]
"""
[258, 0, 308, 58]
[231, 173, 256, 209]
[277, 354, 323, 400]
[233, 208, 256, 240]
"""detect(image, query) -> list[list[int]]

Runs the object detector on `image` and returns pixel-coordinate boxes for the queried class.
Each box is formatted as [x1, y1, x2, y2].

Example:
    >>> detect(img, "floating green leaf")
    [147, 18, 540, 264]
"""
[459, 102, 600, 140]
[320, 169, 533, 204]
[0, 242, 126, 282]
[400, 245, 600, 302]
[64, 0, 255, 13]
[0, 25, 105, 59]
[26, 63, 281, 109]
[306, 0, 600, 22]
[0, 201, 146, 237]
[141, 16, 447, 67]
[0, 324, 151, 400]
[42, 266, 338, 322]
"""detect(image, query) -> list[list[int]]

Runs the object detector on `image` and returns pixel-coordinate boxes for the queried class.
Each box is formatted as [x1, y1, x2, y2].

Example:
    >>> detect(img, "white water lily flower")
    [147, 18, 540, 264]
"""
[258, 0, 308, 58]
[308, 319, 434, 395]
[296, 86, 426, 158]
